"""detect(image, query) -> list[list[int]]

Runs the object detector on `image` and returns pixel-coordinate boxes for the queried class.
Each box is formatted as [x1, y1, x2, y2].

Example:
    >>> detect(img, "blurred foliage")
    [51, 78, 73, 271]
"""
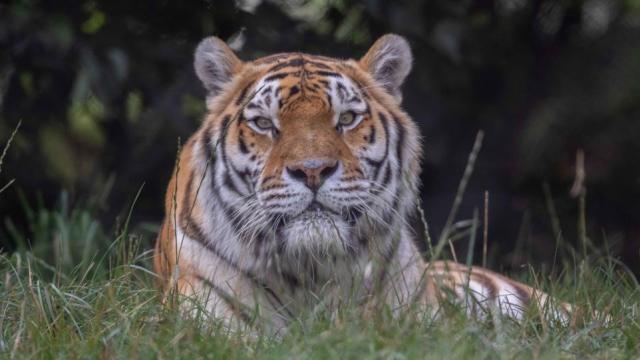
[3, 191, 107, 273]
[1, 0, 639, 270]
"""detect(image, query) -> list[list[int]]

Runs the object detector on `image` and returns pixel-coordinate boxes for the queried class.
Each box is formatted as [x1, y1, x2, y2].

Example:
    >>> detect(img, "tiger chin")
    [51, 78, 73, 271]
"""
[154, 34, 578, 332]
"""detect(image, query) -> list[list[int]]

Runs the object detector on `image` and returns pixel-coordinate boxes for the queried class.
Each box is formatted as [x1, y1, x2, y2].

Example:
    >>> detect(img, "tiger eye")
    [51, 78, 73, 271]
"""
[338, 112, 356, 126]
[254, 117, 273, 130]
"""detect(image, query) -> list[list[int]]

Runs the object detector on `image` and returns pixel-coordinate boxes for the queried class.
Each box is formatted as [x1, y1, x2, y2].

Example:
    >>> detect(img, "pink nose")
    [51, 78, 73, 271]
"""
[286, 159, 338, 190]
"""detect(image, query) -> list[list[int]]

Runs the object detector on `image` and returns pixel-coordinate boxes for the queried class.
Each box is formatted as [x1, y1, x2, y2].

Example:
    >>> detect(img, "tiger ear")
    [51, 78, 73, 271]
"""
[194, 36, 244, 99]
[359, 34, 413, 103]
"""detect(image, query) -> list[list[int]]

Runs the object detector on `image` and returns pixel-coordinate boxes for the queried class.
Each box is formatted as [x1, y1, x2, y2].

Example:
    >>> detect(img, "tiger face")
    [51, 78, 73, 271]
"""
[194, 35, 419, 260]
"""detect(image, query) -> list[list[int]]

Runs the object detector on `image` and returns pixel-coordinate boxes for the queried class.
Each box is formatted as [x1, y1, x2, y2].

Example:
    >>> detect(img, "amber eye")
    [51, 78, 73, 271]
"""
[338, 111, 357, 127]
[253, 117, 273, 130]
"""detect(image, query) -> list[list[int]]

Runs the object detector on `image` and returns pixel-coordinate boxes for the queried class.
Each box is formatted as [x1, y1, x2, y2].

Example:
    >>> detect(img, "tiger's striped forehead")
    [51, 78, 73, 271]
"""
[240, 54, 369, 122]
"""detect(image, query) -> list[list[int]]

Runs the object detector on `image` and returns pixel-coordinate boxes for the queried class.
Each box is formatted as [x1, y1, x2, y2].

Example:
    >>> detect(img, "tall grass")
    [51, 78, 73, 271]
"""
[0, 130, 638, 358]
[0, 120, 20, 195]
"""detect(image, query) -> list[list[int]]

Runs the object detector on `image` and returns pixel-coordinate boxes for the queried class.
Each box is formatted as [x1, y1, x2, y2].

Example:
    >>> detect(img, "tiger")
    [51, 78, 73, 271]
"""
[153, 34, 576, 332]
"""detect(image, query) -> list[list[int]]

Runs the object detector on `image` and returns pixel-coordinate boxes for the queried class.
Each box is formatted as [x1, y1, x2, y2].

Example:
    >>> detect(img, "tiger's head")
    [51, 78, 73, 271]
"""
[194, 34, 421, 259]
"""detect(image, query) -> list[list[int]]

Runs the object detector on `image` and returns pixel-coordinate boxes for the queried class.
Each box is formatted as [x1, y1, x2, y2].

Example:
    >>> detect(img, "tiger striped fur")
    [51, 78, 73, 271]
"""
[154, 34, 573, 332]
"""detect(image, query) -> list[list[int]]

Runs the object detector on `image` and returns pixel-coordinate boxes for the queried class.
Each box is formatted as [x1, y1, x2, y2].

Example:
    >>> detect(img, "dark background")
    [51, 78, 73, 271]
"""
[1, 0, 639, 273]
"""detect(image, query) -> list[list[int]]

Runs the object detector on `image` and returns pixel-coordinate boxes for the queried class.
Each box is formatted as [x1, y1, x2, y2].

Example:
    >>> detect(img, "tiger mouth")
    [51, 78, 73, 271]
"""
[304, 201, 336, 214]
[290, 201, 363, 226]
[269, 201, 363, 230]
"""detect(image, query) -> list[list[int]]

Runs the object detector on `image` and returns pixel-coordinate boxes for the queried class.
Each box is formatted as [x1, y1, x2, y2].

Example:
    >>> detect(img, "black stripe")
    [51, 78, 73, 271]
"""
[305, 60, 332, 69]
[347, 96, 362, 104]
[264, 72, 290, 82]
[218, 120, 231, 171]
[340, 175, 359, 182]
[336, 197, 365, 203]
[268, 57, 304, 72]
[365, 112, 390, 182]
[336, 82, 346, 102]
[219, 118, 251, 195]
[179, 171, 198, 240]
[220, 115, 232, 137]
[363, 157, 383, 180]
[471, 273, 498, 301]
[379, 112, 390, 159]
[238, 130, 249, 154]
[380, 163, 392, 187]
[180, 213, 206, 245]
[235, 81, 254, 106]
[511, 283, 531, 308]
[375, 112, 391, 181]
[363, 103, 371, 117]
[263, 203, 291, 210]
[184, 170, 197, 208]
[311, 70, 342, 78]
[380, 195, 400, 226]
[223, 171, 242, 195]
[373, 226, 400, 286]
[281, 272, 301, 291]
[393, 116, 406, 173]
[260, 184, 286, 192]
[333, 186, 364, 193]
[262, 193, 296, 201]
[368, 125, 376, 144]
[202, 125, 217, 187]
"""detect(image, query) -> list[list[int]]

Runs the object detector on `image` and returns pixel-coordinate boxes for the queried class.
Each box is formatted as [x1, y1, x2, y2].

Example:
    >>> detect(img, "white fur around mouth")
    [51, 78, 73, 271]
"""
[291, 208, 334, 224]
[288, 201, 338, 221]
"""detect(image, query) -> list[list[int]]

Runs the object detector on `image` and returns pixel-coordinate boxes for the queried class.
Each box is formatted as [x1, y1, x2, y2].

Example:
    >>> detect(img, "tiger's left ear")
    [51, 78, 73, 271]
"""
[359, 34, 413, 103]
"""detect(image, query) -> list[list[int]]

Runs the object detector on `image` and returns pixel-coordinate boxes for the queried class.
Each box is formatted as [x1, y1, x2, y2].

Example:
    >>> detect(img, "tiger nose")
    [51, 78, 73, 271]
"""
[286, 159, 339, 190]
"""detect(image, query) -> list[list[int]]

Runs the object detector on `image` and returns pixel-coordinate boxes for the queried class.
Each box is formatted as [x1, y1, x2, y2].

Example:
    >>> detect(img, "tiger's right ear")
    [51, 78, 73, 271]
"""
[194, 36, 243, 98]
